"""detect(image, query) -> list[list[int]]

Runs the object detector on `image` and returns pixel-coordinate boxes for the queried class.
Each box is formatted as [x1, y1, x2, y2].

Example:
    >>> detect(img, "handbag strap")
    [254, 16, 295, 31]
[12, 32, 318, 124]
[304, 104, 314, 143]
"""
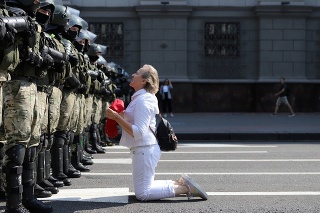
[149, 126, 158, 142]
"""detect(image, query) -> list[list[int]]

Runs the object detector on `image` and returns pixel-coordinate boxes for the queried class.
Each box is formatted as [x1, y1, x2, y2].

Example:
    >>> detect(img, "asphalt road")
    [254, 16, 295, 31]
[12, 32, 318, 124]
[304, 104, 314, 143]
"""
[1, 141, 320, 213]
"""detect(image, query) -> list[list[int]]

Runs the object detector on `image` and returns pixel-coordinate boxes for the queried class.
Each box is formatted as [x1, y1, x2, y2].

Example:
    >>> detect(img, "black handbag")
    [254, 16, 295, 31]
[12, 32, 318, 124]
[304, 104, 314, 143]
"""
[149, 116, 178, 151]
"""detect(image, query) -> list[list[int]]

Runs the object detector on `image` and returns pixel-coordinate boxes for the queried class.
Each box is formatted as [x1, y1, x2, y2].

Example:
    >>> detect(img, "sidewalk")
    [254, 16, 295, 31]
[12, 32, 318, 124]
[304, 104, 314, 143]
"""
[166, 113, 320, 141]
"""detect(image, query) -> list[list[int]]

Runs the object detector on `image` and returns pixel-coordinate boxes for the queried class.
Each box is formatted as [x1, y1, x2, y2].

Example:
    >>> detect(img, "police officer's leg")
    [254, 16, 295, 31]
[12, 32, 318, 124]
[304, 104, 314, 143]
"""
[84, 126, 96, 154]
[52, 131, 71, 186]
[63, 131, 81, 178]
[0, 142, 5, 199]
[36, 134, 58, 195]
[21, 145, 52, 213]
[71, 133, 90, 171]
[90, 123, 105, 154]
[4, 144, 29, 212]
[76, 133, 93, 166]
[34, 136, 52, 198]
[46, 134, 63, 188]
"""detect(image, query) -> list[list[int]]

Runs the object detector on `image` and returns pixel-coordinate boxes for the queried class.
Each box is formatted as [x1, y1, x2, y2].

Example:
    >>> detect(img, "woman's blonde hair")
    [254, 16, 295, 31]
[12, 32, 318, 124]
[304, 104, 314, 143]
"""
[141, 64, 159, 94]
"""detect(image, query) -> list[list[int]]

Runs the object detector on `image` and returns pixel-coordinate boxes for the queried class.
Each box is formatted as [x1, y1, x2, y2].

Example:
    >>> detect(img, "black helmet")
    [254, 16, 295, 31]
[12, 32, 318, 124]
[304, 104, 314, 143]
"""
[77, 30, 96, 43]
[5, 0, 40, 14]
[87, 43, 102, 57]
[5, 0, 35, 6]
[51, 5, 72, 27]
[37, 0, 55, 24]
[68, 15, 85, 31]
[67, 6, 80, 17]
[97, 56, 108, 67]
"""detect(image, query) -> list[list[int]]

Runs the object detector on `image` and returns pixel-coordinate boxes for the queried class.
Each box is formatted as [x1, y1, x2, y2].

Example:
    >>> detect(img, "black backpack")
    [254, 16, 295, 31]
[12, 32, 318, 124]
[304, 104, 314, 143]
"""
[150, 115, 178, 151]
[285, 86, 290, 97]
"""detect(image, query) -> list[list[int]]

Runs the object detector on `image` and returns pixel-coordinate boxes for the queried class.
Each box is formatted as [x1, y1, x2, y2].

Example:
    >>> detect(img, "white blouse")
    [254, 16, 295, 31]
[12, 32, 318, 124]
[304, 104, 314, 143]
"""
[119, 89, 159, 149]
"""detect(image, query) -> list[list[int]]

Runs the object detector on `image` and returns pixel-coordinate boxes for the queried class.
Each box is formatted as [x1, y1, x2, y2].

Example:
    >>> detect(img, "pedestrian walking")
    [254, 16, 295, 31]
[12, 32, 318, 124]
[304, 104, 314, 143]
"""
[159, 79, 174, 117]
[106, 64, 208, 201]
[272, 77, 295, 117]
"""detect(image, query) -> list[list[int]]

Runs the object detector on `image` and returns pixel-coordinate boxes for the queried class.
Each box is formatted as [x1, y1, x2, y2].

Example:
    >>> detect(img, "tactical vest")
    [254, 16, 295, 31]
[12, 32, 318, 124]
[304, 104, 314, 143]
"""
[4, 7, 42, 79]
[35, 32, 68, 86]
[78, 52, 91, 95]
[62, 38, 79, 89]
[0, 6, 19, 81]
[88, 62, 100, 94]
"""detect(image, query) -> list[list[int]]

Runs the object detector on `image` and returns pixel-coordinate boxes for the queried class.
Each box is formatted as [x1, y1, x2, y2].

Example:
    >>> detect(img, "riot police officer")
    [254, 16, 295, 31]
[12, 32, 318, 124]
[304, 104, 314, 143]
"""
[3, 0, 53, 212]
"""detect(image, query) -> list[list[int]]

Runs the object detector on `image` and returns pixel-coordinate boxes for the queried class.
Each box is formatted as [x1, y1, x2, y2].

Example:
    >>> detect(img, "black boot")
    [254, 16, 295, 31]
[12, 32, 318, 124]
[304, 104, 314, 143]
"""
[81, 153, 94, 166]
[105, 135, 115, 146]
[35, 142, 53, 198]
[97, 123, 107, 147]
[72, 143, 90, 172]
[39, 135, 60, 193]
[22, 146, 53, 213]
[63, 132, 81, 178]
[83, 128, 96, 154]
[47, 175, 64, 188]
[51, 132, 71, 186]
[91, 124, 105, 154]
[4, 144, 30, 213]
[34, 183, 52, 198]
[0, 142, 6, 200]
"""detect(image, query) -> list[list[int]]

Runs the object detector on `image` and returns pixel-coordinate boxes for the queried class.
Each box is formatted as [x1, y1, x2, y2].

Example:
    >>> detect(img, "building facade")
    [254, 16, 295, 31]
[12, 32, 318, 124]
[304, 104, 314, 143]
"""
[62, 0, 320, 112]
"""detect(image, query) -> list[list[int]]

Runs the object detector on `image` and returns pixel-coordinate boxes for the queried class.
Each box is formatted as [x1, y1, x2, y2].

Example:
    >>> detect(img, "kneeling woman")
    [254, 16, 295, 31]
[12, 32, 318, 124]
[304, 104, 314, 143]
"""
[106, 64, 208, 201]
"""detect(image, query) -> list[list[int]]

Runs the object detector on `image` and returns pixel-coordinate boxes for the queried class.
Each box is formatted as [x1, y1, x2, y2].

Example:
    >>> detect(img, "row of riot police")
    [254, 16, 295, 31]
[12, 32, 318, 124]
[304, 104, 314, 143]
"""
[0, 0, 128, 212]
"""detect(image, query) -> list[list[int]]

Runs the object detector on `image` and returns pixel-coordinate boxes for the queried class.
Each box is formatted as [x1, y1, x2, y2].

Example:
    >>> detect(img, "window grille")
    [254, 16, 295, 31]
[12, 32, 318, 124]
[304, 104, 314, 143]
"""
[204, 22, 240, 57]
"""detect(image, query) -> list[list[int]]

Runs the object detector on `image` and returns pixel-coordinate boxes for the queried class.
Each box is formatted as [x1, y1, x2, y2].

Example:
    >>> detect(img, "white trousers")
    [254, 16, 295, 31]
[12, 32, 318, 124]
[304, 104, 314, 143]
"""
[130, 144, 175, 201]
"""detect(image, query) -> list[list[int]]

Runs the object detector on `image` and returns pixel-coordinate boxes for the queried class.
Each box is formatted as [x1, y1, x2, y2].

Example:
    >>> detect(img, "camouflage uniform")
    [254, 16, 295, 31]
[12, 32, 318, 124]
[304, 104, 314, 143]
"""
[88, 61, 105, 153]
[0, 6, 10, 197]
[71, 45, 91, 171]
[2, 0, 53, 212]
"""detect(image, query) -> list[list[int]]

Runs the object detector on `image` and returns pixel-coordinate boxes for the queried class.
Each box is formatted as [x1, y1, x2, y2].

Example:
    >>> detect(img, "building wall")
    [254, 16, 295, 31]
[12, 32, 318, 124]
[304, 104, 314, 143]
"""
[63, 0, 320, 112]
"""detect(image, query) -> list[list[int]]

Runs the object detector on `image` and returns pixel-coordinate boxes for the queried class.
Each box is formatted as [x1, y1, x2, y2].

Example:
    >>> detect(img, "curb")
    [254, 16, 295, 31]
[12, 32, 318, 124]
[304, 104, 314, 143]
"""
[176, 133, 320, 141]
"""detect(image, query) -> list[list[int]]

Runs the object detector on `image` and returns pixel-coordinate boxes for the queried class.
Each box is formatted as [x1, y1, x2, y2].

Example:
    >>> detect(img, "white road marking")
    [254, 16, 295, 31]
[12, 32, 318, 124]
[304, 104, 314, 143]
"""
[207, 191, 320, 196]
[39, 188, 134, 203]
[102, 151, 268, 154]
[160, 159, 320, 162]
[178, 144, 277, 148]
[93, 159, 131, 164]
[104, 144, 277, 149]
[81, 172, 320, 176]
[92, 158, 320, 164]
[39, 188, 320, 204]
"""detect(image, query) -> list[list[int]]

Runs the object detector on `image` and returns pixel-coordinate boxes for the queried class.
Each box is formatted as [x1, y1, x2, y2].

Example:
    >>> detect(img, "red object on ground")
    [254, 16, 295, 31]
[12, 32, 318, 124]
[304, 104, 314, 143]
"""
[106, 99, 125, 138]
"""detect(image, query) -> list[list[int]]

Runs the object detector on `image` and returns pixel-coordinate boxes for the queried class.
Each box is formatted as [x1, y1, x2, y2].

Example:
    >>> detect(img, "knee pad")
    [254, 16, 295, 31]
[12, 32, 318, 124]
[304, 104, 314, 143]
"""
[68, 131, 74, 145]
[23, 146, 37, 164]
[46, 134, 54, 150]
[54, 131, 67, 148]
[0, 143, 4, 160]
[5, 144, 26, 168]
[40, 134, 48, 149]
[53, 136, 65, 148]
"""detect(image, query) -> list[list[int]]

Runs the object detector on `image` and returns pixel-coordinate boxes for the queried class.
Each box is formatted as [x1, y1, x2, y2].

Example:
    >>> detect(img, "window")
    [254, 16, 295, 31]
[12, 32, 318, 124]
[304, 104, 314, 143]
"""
[89, 22, 124, 60]
[204, 22, 240, 57]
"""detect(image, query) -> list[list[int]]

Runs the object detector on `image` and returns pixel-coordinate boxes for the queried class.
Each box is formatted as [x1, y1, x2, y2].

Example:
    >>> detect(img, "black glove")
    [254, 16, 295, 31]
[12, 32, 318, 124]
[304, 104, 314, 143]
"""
[24, 17, 37, 48]
[77, 84, 87, 94]
[97, 71, 104, 83]
[23, 52, 43, 67]
[0, 21, 6, 40]
[68, 54, 79, 67]
[41, 53, 54, 69]
[53, 61, 66, 73]
[0, 23, 17, 49]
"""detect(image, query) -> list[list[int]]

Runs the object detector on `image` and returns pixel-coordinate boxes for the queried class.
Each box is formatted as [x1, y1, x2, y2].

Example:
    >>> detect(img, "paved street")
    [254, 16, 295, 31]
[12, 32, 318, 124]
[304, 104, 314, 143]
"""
[2, 141, 319, 213]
